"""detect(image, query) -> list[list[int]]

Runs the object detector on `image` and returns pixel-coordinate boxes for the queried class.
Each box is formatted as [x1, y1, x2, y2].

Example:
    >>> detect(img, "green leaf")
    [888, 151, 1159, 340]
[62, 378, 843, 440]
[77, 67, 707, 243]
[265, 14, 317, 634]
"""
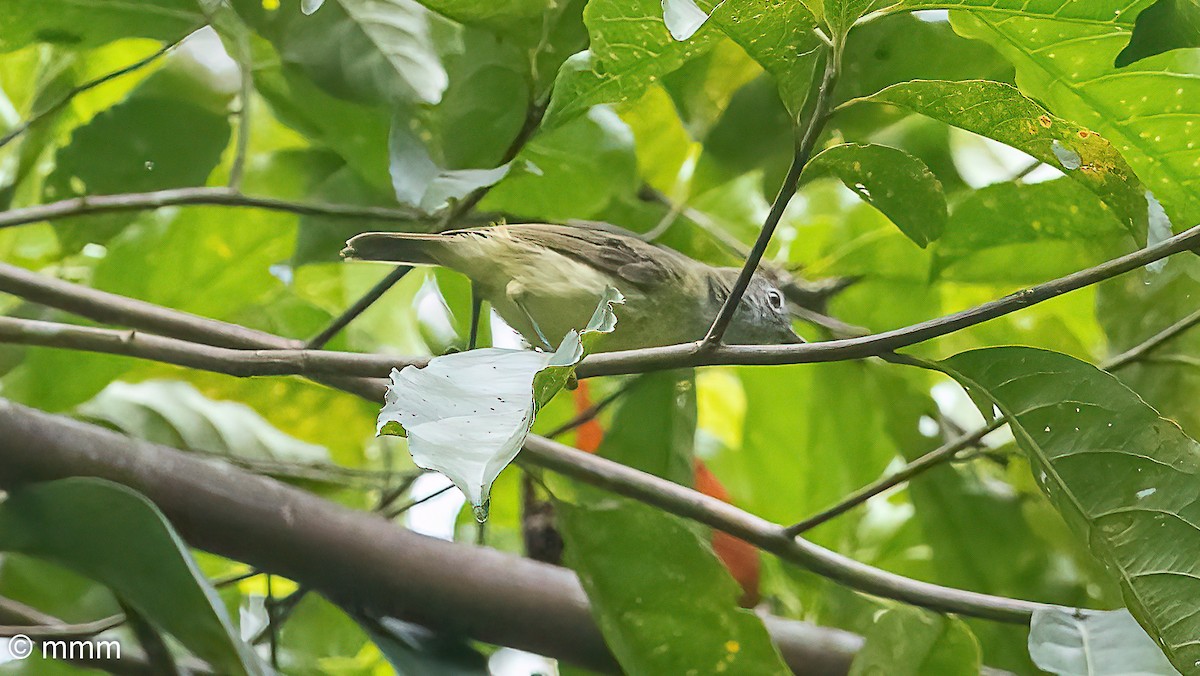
[934, 178, 1130, 283]
[804, 143, 948, 247]
[410, 0, 552, 41]
[850, 607, 981, 676]
[1116, 0, 1200, 68]
[377, 289, 623, 514]
[0, 478, 268, 675]
[942, 347, 1200, 673]
[849, 80, 1149, 240]
[945, 3, 1200, 230]
[481, 107, 638, 220]
[365, 616, 490, 675]
[75, 380, 330, 463]
[0, 0, 201, 51]
[692, 75, 795, 195]
[389, 118, 512, 213]
[555, 381, 786, 675]
[231, 0, 447, 106]
[542, 0, 719, 130]
[709, 0, 822, 116]
[1028, 608, 1181, 676]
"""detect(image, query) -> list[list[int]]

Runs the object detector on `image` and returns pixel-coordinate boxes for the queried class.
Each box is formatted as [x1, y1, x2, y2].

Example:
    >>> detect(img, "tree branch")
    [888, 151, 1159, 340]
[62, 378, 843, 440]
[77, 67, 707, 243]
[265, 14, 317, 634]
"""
[0, 187, 423, 230]
[703, 40, 841, 345]
[578, 222, 1200, 376]
[1104, 307, 1200, 372]
[0, 400, 863, 676]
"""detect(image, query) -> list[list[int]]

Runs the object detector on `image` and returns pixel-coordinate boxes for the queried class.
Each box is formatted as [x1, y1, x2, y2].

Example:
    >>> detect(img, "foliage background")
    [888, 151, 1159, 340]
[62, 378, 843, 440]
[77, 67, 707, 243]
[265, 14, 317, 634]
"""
[0, 0, 1198, 674]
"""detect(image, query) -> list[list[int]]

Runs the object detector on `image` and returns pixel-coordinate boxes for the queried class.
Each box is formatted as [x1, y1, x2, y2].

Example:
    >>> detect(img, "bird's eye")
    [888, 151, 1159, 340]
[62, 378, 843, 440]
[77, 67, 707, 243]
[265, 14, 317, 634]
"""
[766, 289, 784, 311]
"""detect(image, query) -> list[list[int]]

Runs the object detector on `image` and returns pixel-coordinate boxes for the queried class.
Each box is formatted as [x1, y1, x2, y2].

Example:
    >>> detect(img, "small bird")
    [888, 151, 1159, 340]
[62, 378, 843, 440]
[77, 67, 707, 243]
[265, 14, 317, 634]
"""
[342, 222, 801, 352]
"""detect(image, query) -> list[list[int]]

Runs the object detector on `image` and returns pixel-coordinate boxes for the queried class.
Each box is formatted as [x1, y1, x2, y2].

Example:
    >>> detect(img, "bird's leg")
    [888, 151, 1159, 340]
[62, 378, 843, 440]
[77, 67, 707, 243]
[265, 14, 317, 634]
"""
[513, 296, 554, 351]
[468, 282, 483, 350]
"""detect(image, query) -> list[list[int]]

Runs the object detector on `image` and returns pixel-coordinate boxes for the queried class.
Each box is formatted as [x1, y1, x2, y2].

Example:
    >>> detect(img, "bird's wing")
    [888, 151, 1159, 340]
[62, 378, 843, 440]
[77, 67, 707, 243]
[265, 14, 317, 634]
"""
[457, 222, 694, 290]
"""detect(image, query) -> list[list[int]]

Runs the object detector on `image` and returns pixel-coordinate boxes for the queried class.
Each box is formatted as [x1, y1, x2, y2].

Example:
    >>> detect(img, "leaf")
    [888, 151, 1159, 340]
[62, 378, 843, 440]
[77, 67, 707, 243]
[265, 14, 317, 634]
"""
[377, 289, 623, 514]
[0, 0, 201, 51]
[409, 0, 553, 41]
[302, 0, 326, 15]
[804, 143, 948, 247]
[481, 106, 638, 220]
[554, 378, 788, 675]
[293, 162, 418, 266]
[75, 380, 329, 463]
[0, 478, 268, 675]
[1029, 608, 1180, 676]
[941, 347, 1200, 673]
[364, 616, 490, 675]
[849, 607, 981, 676]
[933, 178, 1130, 283]
[850, 80, 1149, 240]
[1116, 0, 1200, 68]
[542, 0, 719, 130]
[231, 0, 447, 106]
[389, 119, 512, 213]
[945, 2, 1200, 231]
[709, 0, 822, 116]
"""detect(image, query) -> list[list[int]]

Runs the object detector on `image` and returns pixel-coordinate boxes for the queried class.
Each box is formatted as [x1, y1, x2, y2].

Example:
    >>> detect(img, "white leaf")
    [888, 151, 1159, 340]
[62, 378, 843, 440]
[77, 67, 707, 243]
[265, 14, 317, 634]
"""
[239, 595, 269, 642]
[389, 118, 511, 214]
[660, 0, 713, 41]
[301, 0, 325, 15]
[1028, 608, 1179, 676]
[1145, 190, 1173, 273]
[378, 289, 623, 518]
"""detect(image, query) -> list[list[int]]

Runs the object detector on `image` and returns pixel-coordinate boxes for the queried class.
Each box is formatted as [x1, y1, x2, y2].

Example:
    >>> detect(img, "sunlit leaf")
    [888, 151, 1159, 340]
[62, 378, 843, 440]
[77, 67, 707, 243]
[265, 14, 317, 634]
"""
[1028, 607, 1180, 676]
[804, 143, 948, 247]
[0, 0, 201, 51]
[543, 0, 719, 130]
[942, 347, 1200, 673]
[0, 478, 268, 675]
[709, 0, 822, 116]
[946, 2, 1200, 229]
[849, 80, 1149, 240]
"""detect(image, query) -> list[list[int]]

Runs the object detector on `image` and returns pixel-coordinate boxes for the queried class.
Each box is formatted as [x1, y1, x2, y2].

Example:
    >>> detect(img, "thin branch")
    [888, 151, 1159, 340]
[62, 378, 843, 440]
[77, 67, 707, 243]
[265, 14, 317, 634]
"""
[702, 41, 841, 345]
[382, 484, 455, 520]
[577, 222, 1200, 377]
[1104, 307, 1200, 372]
[0, 612, 124, 639]
[783, 419, 1001, 537]
[0, 34, 190, 151]
[0, 315, 426, 378]
[545, 378, 638, 439]
[305, 99, 550, 350]
[520, 435, 1063, 623]
[0, 186, 423, 231]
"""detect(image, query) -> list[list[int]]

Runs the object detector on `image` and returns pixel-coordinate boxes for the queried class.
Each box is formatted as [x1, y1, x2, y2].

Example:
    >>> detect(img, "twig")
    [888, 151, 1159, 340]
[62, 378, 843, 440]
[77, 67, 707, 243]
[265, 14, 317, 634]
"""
[702, 40, 841, 346]
[0, 612, 124, 639]
[783, 419, 1001, 536]
[545, 378, 639, 439]
[304, 265, 413, 349]
[0, 35, 189, 151]
[0, 186, 423, 230]
[381, 483, 455, 520]
[1104, 307, 1200, 372]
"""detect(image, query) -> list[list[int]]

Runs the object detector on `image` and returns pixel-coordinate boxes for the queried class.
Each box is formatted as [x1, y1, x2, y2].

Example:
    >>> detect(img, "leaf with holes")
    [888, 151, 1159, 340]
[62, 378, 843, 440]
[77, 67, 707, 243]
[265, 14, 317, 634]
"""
[805, 143, 947, 247]
[944, 1, 1200, 230]
[849, 79, 1149, 240]
[941, 347, 1200, 673]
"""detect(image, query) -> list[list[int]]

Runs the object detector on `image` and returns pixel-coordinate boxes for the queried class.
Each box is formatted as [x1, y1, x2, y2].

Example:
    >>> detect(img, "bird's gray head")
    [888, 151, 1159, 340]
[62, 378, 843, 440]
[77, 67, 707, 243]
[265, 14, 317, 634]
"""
[714, 269, 803, 345]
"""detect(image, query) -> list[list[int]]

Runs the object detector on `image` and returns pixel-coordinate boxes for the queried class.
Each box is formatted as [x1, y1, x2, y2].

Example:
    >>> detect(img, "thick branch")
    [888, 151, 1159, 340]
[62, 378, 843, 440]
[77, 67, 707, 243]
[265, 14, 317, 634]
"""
[0, 187, 423, 230]
[0, 400, 862, 676]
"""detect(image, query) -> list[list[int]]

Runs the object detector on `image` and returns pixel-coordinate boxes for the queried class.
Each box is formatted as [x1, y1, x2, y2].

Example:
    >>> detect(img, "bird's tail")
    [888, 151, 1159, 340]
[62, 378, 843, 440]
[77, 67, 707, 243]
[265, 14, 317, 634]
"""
[341, 231, 448, 266]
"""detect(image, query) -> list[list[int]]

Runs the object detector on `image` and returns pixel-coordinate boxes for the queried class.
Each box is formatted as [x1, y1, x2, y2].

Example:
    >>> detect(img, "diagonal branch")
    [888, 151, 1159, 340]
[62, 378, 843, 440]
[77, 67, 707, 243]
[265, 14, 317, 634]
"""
[703, 40, 841, 346]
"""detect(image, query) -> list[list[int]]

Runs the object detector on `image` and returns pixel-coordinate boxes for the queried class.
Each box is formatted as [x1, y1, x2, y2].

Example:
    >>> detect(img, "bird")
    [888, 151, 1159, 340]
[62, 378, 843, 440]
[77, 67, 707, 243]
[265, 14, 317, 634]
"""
[341, 222, 802, 353]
